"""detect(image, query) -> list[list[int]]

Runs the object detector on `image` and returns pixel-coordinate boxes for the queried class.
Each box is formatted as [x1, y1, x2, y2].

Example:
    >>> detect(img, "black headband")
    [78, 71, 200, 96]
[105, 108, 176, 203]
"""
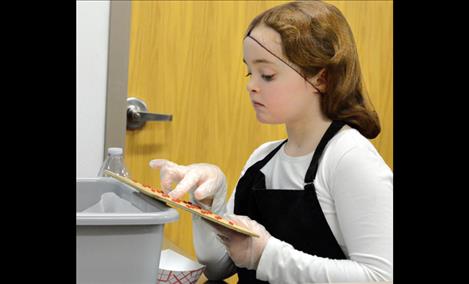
[245, 32, 324, 95]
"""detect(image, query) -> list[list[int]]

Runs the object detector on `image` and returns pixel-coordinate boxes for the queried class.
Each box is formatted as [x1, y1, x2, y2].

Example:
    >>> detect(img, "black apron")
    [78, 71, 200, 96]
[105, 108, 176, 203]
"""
[234, 120, 347, 283]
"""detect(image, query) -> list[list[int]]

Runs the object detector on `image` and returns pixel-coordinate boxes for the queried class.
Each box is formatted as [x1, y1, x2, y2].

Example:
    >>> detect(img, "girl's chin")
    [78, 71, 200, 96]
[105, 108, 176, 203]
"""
[255, 113, 283, 125]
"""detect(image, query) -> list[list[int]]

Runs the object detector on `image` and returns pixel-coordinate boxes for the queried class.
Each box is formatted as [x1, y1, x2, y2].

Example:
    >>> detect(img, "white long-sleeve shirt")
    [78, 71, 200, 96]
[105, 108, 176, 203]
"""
[192, 125, 393, 283]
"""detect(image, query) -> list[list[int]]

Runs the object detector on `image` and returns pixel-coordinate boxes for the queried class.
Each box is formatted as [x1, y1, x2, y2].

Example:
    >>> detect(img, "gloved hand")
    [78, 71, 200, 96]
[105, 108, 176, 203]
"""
[206, 214, 271, 270]
[149, 159, 226, 208]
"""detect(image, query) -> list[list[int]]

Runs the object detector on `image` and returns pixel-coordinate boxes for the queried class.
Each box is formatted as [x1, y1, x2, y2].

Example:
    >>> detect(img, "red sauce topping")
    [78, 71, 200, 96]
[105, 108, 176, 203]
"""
[186, 204, 201, 210]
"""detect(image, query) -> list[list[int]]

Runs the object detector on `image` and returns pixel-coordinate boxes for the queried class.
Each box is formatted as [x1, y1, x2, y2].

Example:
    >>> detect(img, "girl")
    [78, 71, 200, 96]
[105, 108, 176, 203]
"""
[150, 1, 393, 283]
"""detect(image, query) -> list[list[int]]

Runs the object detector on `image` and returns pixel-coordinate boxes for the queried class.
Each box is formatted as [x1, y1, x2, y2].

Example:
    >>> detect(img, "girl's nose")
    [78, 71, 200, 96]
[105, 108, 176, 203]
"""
[246, 78, 260, 94]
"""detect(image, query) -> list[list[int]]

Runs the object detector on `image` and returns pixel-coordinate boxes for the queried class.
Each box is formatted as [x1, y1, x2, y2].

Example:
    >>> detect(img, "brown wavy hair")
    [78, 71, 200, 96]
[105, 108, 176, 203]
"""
[246, 0, 380, 139]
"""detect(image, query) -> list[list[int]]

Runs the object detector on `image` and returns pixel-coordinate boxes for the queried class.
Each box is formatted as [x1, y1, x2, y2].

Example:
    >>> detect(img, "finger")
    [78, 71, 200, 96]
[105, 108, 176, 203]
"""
[160, 166, 186, 193]
[149, 160, 187, 193]
[160, 178, 173, 193]
[193, 179, 217, 200]
[149, 159, 174, 192]
[149, 159, 172, 169]
[169, 170, 201, 199]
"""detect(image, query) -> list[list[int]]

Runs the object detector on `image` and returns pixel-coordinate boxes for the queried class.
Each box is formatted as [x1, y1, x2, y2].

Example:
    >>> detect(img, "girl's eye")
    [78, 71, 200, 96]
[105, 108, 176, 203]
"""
[262, 74, 275, 81]
[244, 72, 275, 81]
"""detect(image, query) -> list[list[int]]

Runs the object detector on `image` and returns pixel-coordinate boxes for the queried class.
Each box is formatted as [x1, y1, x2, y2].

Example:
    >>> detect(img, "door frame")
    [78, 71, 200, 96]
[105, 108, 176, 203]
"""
[103, 1, 131, 158]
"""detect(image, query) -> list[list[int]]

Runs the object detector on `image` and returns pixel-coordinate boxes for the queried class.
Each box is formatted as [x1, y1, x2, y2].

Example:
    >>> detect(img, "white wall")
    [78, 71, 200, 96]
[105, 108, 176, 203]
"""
[76, 0, 110, 178]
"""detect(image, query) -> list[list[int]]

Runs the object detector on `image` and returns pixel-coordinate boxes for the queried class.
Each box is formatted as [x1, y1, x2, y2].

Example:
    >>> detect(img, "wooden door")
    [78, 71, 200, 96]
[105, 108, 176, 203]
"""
[124, 1, 392, 282]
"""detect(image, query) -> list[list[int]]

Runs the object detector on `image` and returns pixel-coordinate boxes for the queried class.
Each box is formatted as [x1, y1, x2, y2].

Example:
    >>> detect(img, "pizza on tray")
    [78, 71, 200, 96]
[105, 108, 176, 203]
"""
[104, 170, 259, 238]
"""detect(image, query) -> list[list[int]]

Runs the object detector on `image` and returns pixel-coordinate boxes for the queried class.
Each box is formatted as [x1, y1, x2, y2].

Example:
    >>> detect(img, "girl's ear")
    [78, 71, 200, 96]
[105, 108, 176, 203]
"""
[314, 68, 327, 93]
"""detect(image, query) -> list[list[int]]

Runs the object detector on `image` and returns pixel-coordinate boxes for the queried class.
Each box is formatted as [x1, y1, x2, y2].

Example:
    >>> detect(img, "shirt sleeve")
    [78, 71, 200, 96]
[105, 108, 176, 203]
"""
[191, 152, 253, 280]
[191, 177, 237, 280]
[192, 213, 237, 280]
[256, 146, 393, 283]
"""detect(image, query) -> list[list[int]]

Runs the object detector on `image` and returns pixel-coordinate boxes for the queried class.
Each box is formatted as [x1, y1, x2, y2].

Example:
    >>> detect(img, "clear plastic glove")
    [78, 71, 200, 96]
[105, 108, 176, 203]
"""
[206, 214, 271, 270]
[149, 159, 226, 207]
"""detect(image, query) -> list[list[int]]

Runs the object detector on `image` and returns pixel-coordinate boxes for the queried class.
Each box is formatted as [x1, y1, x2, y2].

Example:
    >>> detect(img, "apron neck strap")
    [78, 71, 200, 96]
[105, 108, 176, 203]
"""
[304, 120, 345, 186]
[251, 139, 288, 171]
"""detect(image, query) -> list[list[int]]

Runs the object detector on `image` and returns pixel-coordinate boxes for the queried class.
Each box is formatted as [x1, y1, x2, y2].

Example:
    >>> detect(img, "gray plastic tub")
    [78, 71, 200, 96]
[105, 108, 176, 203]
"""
[77, 177, 179, 284]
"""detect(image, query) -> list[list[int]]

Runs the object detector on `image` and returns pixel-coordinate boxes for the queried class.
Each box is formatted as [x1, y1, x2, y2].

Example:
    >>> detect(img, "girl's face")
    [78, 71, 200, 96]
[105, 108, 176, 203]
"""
[243, 25, 320, 125]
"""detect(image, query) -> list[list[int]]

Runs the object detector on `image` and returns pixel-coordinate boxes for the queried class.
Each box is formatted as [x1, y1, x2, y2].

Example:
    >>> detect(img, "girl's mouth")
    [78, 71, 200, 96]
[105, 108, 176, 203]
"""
[252, 101, 264, 107]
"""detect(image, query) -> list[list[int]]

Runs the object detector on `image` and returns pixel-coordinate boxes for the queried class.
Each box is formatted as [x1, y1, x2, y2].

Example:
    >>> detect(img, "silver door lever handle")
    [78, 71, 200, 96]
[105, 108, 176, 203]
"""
[128, 105, 172, 121]
[126, 97, 173, 130]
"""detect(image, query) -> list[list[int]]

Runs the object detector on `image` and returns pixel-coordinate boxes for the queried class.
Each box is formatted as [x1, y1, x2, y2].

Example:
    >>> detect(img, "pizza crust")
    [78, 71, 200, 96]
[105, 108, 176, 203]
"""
[105, 170, 259, 237]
